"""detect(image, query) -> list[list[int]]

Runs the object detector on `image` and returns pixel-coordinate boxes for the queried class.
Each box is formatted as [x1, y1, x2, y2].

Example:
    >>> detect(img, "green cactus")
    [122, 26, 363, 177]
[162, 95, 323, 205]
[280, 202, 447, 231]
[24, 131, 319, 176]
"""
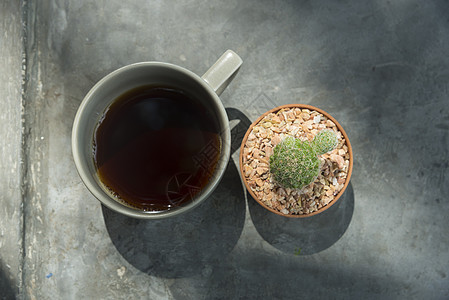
[269, 129, 338, 189]
[313, 129, 339, 155]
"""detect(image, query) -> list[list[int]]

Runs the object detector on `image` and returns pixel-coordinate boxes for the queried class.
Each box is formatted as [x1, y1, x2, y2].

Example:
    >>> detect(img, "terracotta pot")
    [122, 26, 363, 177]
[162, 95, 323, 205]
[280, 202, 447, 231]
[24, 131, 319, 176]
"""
[239, 104, 353, 218]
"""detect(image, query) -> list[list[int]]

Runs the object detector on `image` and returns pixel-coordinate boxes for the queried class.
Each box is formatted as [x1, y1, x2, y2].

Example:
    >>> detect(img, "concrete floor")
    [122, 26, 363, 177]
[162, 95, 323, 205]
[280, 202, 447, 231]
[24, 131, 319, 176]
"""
[1, 0, 449, 299]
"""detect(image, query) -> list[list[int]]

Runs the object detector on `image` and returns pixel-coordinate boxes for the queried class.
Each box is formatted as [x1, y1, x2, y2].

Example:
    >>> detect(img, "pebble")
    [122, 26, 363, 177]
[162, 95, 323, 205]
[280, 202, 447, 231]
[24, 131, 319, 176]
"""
[330, 154, 345, 169]
[244, 165, 253, 177]
[300, 112, 310, 120]
[256, 167, 268, 175]
[271, 135, 281, 146]
[248, 132, 256, 141]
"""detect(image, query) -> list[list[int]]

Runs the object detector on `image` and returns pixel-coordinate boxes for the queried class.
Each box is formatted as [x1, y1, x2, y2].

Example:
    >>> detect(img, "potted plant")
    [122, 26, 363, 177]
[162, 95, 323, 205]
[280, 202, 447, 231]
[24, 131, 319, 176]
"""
[239, 104, 353, 217]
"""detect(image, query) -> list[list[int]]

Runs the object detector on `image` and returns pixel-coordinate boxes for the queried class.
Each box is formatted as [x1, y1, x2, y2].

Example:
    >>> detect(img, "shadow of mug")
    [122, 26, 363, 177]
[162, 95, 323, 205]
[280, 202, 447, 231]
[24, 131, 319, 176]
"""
[248, 183, 355, 255]
[102, 160, 245, 278]
[102, 107, 251, 278]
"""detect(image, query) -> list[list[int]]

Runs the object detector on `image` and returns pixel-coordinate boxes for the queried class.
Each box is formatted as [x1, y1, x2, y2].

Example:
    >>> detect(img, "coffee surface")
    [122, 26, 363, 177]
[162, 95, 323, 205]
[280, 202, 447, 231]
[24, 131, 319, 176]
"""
[94, 85, 221, 211]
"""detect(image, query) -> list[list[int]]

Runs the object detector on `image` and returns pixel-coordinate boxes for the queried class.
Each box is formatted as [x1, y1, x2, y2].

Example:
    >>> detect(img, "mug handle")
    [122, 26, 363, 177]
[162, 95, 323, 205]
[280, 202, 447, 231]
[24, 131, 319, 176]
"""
[201, 50, 243, 96]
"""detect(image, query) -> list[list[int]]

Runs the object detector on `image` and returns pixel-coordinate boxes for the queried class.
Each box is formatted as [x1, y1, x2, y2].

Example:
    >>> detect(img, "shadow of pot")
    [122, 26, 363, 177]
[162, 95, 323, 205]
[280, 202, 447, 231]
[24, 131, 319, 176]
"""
[239, 104, 353, 218]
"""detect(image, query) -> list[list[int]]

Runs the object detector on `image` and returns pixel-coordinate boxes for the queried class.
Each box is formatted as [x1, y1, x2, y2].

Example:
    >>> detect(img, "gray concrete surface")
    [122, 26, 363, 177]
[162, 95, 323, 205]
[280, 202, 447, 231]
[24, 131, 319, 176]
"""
[1, 0, 448, 299]
[0, 1, 24, 298]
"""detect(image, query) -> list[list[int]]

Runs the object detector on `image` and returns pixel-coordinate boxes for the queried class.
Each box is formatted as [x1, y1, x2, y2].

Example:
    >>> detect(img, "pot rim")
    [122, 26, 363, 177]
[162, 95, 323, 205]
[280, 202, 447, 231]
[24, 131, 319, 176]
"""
[239, 104, 353, 218]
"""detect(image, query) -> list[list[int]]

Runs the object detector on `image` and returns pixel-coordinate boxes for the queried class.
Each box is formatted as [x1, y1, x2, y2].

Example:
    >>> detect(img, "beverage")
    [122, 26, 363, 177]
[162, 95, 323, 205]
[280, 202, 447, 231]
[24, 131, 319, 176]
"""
[93, 85, 221, 211]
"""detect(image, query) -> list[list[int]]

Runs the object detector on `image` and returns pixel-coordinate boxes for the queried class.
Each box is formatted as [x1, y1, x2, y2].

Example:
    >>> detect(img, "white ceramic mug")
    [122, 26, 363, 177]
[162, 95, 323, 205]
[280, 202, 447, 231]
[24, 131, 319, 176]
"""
[72, 50, 242, 219]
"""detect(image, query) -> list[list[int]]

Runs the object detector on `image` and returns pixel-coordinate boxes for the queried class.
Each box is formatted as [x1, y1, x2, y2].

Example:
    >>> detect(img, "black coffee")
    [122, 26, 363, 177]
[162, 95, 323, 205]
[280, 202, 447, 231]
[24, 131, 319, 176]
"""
[93, 85, 221, 211]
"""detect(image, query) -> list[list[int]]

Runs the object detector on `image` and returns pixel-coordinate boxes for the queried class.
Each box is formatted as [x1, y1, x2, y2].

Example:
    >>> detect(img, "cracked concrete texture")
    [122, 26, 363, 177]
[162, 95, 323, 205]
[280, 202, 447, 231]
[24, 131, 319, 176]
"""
[1, 0, 449, 299]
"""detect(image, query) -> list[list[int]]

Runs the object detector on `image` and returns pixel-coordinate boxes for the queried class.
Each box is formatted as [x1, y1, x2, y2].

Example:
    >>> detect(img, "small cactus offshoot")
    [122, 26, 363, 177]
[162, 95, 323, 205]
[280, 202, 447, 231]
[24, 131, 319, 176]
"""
[269, 129, 338, 190]
[313, 129, 339, 155]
